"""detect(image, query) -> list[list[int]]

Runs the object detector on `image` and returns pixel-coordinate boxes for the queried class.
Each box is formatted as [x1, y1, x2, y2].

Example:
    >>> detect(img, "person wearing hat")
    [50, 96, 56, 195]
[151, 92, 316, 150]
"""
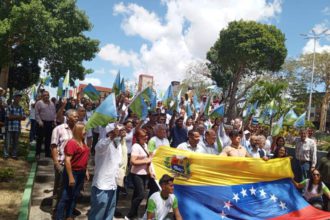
[4, 91, 25, 159]
[89, 123, 125, 220]
[146, 174, 182, 220]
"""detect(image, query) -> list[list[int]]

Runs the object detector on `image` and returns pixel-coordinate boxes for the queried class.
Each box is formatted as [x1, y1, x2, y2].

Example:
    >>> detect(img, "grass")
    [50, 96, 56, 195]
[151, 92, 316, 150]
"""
[0, 130, 31, 220]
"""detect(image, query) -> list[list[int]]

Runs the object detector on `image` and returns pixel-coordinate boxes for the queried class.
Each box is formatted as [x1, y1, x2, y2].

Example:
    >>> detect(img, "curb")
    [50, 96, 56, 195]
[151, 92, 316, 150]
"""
[18, 143, 37, 220]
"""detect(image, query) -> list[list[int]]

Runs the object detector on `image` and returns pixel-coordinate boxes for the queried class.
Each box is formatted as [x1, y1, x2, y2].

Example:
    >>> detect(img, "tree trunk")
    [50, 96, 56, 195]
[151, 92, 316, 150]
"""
[0, 65, 9, 90]
[319, 91, 330, 132]
[227, 76, 241, 121]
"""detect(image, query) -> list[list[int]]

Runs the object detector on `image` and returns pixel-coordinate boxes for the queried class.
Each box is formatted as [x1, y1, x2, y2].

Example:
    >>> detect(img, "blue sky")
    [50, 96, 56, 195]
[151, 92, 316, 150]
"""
[49, 0, 330, 95]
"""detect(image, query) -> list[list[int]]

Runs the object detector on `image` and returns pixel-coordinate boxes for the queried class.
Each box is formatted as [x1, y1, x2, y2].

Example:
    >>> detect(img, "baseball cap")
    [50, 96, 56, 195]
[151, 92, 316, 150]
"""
[105, 123, 116, 133]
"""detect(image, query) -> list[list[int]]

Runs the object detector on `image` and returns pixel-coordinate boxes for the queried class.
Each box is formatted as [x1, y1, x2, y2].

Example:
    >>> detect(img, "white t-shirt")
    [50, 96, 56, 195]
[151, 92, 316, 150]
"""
[125, 128, 135, 154]
[92, 138, 122, 190]
[147, 136, 170, 153]
[131, 143, 149, 175]
[145, 192, 178, 220]
[302, 179, 329, 201]
[177, 142, 207, 153]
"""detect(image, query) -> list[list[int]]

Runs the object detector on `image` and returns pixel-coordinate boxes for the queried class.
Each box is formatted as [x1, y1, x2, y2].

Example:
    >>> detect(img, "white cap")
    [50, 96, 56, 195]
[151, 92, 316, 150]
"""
[105, 123, 116, 134]
[244, 130, 250, 135]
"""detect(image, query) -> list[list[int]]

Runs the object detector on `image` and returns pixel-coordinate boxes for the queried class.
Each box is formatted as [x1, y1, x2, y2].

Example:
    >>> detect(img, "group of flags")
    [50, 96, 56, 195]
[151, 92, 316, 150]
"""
[29, 70, 308, 137]
[243, 99, 307, 136]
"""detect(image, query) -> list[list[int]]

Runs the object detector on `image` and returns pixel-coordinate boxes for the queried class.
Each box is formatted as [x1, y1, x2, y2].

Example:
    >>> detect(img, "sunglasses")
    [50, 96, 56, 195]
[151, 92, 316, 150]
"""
[313, 173, 320, 176]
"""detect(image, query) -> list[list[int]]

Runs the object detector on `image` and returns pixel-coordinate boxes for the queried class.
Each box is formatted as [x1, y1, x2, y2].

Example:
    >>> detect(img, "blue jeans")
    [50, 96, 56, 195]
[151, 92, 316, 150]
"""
[4, 131, 19, 157]
[89, 186, 117, 220]
[300, 161, 311, 180]
[56, 169, 85, 220]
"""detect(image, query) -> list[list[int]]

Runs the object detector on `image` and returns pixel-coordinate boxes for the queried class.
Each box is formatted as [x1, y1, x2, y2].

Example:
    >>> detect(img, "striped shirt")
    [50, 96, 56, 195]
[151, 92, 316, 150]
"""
[6, 104, 24, 132]
[295, 137, 317, 167]
[51, 123, 73, 164]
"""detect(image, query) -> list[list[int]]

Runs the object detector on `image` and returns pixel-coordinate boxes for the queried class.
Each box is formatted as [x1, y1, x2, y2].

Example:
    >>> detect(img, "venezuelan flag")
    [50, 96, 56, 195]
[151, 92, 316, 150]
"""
[152, 147, 330, 220]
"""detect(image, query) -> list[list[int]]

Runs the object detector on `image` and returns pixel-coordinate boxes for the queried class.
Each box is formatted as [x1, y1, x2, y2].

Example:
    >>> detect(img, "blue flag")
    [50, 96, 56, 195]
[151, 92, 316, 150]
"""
[83, 83, 100, 101]
[113, 71, 121, 96]
[294, 112, 306, 128]
[186, 103, 193, 118]
[162, 85, 173, 108]
[272, 115, 284, 136]
[57, 77, 64, 97]
[120, 78, 126, 93]
[209, 104, 225, 119]
[86, 93, 118, 129]
[193, 95, 200, 112]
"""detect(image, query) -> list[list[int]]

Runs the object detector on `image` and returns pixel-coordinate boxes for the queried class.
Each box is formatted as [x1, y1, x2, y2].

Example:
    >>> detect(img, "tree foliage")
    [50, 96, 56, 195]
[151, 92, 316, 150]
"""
[207, 20, 287, 120]
[0, 0, 99, 89]
[300, 52, 330, 131]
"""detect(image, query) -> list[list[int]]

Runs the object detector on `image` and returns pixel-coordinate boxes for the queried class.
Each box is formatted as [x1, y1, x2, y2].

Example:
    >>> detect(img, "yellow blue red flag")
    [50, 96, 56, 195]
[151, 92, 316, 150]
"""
[152, 147, 330, 220]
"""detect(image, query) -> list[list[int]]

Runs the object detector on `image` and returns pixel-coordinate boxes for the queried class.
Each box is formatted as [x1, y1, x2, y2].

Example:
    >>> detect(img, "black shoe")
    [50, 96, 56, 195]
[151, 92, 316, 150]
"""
[3, 156, 8, 160]
[11, 156, 18, 160]
[114, 210, 123, 218]
[73, 208, 81, 217]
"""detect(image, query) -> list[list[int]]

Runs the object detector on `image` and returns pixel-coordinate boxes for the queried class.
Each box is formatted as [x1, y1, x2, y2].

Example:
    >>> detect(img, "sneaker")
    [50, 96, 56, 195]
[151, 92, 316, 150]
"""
[3, 156, 8, 160]
[124, 216, 130, 220]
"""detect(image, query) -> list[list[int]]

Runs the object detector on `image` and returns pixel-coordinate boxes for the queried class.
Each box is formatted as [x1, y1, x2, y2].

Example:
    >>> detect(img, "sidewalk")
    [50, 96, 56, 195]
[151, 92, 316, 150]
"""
[29, 155, 147, 220]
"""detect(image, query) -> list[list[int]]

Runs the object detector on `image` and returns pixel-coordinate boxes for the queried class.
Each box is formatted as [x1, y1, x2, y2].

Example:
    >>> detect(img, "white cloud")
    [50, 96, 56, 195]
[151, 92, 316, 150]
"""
[79, 77, 101, 86]
[302, 39, 330, 54]
[100, 0, 283, 89]
[109, 69, 118, 76]
[302, 22, 330, 54]
[98, 44, 139, 67]
[322, 6, 330, 15]
[94, 68, 106, 74]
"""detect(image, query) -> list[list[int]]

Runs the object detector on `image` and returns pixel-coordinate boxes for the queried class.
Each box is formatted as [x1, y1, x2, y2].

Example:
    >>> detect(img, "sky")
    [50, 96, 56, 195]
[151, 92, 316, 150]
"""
[50, 0, 330, 94]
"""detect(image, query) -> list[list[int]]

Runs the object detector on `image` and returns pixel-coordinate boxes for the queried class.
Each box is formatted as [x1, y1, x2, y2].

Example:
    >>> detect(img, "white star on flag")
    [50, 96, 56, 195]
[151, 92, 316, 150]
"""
[270, 194, 278, 202]
[240, 188, 247, 197]
[279, 201, 287, 210]
[259, 189, 267, 198]
[224, 201, 232, 210]
[232, 193, 240, 202]
[219, 210, 227, 219]
[249, 186, 256, 196]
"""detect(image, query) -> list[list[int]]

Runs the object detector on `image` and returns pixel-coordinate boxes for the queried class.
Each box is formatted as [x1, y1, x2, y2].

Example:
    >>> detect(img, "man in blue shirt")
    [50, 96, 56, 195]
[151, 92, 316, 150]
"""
[4, 92, 25, 159]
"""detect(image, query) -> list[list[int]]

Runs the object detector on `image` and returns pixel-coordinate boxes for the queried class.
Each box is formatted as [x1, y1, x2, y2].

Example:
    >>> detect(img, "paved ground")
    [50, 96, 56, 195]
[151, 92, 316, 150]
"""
[29, 154, 147, 220]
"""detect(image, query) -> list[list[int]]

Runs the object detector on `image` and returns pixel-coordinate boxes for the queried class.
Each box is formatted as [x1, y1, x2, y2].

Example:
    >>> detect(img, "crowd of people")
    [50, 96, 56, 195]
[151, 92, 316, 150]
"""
[2, 87, 330, 219]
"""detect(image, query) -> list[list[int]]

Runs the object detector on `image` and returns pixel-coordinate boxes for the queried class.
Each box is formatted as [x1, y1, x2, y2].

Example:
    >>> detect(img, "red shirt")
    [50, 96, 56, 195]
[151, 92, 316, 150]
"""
[65, 139, 90, 171]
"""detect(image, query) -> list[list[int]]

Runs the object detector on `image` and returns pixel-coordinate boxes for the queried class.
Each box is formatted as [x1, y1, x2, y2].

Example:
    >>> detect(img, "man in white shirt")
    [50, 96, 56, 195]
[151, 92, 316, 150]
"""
[89, 123, 124, 220]
[146, 174, 182, 220]
[201, 129, 219, 155]
[177, 129, 206, 153]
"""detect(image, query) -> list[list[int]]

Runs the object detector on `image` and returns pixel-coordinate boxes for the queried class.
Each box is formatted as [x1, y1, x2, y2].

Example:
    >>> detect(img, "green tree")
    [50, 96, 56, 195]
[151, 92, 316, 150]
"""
[207, 20, 287, 120]
[8, 45, 40, 91]
[0, 0, 99, 89]
[300, 52, 330, 132]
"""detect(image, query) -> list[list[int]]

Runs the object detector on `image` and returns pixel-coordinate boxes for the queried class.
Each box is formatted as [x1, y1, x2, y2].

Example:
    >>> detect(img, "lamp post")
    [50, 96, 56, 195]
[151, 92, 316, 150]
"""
[301, 29, 329, 121]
